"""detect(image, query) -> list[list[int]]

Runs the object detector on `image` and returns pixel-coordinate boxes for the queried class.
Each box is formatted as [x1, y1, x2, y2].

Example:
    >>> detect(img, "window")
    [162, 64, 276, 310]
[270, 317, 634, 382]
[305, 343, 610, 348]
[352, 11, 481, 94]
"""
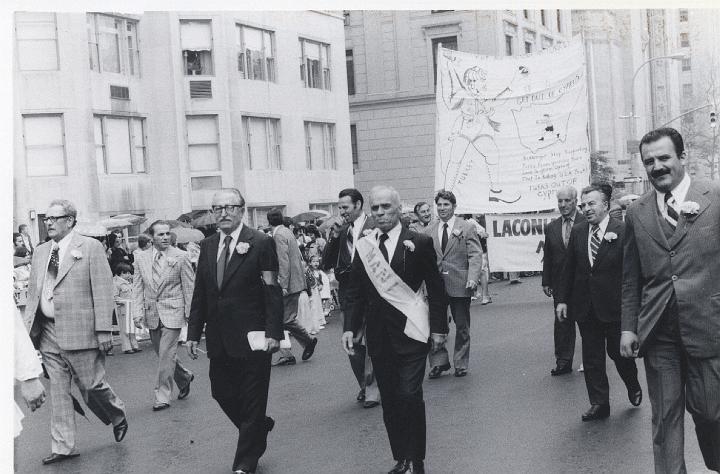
[310, 202, 338, 216]
[23, 114, 66, 176]
[343, 11, 351, 26]
[242, 116, 281, 170]
[15, 12, 58, 71]
[505, 35, 514, 56]
[181, 20, 213, 75]
[237, 24, 275, 82]
[186, 115, 220, 171]
[87, 14, 139, 75]
[683, 83, 693, 97]
[540, 10, 546, 26]
[682, 57, 691, 71]
[432, 36, 458, 86]
[304, 122, 336, 170]
[679, 9, 688, 22]
[299, 38, 331, 90]
[346, 49, 355, 95]
[94, 115, 146, 174]
[556, 10, 562, 32]
[247, 206, 285, 229]
[680, 33, 689, 48]
[350, 124, 358, 170]
[525, 41, 532, 54]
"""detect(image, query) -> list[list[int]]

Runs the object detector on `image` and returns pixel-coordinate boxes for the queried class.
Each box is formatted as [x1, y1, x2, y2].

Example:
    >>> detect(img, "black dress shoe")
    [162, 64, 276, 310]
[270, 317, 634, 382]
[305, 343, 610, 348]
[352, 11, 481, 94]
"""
[428, 363, 451, 379]
[628, 387, 642, 407]
[133, 348, 142, 353]
[178, 374, 194, 400]
[356, 389, 365, 402]
[410, 460, 425, 473]
[152, 402, 170, 412]
[274, 356, 296, 366]
[551, 366, 572, 376]
[301, 337, 318, 361]
[113, 418, 128, 442]
[363, 400, 380, 409]
[581, 404, 610, 421]
[388, 459, 410, 474]
[454, 368, 467, 377]
[42, 452, 79, 465]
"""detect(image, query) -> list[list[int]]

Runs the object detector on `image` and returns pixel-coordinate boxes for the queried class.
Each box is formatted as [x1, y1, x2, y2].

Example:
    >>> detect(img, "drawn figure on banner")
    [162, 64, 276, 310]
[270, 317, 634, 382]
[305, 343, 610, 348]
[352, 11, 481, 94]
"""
[440, 51, 521, 205]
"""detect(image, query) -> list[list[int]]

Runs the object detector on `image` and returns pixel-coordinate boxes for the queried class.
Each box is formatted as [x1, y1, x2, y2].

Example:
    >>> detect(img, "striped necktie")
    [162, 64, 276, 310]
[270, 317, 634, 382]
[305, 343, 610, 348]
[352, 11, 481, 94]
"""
[152, 251, 163, 290]
[664, 193, 679, 229]
[563, 218, 572, 247]
[590, 225, 601, 265]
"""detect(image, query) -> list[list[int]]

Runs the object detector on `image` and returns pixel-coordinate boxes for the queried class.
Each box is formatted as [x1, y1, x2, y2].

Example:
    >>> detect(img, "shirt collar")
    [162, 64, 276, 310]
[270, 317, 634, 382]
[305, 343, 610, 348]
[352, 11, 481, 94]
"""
[655, 173, 691, 208]
[563, 210, 577, 222]
[220, 223, 243, 244]
[441, 215, 456, 229]
[593, 214, 610, 234]
[351, 213, 366, 229]
[55, 230, 74, 252]
[381, 221, 403, 241]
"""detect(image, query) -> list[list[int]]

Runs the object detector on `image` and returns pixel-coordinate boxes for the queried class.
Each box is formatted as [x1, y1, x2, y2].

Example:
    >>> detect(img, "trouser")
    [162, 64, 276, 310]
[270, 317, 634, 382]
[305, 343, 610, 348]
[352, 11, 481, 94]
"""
[149, 322, 193, 404]
[428, 296, 471, 370]
[553, 299, 576, 367]
[209, 352, 273, 473]
[277, 292, 314, 359]
[577, 313, 639, 406]
[119, 307, 138, 352]
[644, 305, 720, 474]
[39, 318, 126, 455]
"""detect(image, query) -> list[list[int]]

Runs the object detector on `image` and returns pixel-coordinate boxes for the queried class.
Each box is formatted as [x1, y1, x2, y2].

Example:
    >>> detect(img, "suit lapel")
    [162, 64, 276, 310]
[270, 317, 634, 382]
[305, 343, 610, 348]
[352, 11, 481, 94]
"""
[221, 225, 254, 289]
[443, 219, 462, 256]
[636, 193, 670, 250]
[54, 233, 83, 288]
[389, 227, 410, 277]
[576, 224, 591, 272]
[155, 247, 177, 294]
[428, 221, 442, 259]
[668, 180, 711, 249]
[35, 243, 51, 291]
[207, 233, 220, 289]
[591, 219, 618, 270]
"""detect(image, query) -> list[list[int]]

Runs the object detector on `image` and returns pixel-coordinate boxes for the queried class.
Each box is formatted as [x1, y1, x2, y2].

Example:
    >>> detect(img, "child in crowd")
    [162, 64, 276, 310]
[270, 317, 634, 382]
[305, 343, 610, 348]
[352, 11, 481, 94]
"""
[113, 262, 141, 354]
[308, 256, 328, 329]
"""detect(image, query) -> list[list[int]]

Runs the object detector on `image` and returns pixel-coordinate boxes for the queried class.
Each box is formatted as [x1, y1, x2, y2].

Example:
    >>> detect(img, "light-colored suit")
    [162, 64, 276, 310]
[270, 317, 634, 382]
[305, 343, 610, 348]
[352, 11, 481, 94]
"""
[133, 246, 195, 404]
[25, 231, 125, 455]
[622, 178, 720, 473]
[425, 217, 483, 371]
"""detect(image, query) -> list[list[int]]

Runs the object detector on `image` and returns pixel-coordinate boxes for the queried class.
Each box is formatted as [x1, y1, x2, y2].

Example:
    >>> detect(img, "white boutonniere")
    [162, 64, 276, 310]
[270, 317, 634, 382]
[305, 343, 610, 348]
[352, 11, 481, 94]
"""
[166, 257, 177, 266]
[452, 229, 462, 237]
[70, 249, 83, 260]
[362, 229, 372, 237]
[680, 201, 700, 216]
[603, 232, 618, 242]
[236, 242, 250, 255]
[403, 240, 415, 252]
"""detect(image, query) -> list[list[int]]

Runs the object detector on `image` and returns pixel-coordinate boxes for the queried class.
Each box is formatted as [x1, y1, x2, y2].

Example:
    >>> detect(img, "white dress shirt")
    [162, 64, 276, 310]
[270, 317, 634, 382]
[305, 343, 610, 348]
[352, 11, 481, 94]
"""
[378, 222, 403, 262]
[587, 214, 610, 266]
[217, 224, 243, 261]
[655, 173, 691, 220]
[349, 213, 367, 262]
[40, 230, 75, 318]
[438, 216, 456, 246]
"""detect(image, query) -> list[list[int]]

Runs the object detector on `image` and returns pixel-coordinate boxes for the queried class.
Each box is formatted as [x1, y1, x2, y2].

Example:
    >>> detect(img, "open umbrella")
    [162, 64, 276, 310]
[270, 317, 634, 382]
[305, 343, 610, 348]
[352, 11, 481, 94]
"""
[172, 227, 206, 244]
[191, 212, 216, 227]
[618, 194, 640, 206]
[74, 222, 108, 237]
[111, 213, 147, 225]
[292, 210, 330, 224]
[98, 217, 134, 229]
[177, 210, 210, 223]
[166, 220, 193, 229]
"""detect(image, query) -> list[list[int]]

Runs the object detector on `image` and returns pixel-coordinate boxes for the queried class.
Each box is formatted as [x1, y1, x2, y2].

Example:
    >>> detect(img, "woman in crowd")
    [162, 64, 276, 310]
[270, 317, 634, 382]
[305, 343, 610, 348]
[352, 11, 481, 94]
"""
[113, 262, 141, 354]
[107, 231, 133, 272]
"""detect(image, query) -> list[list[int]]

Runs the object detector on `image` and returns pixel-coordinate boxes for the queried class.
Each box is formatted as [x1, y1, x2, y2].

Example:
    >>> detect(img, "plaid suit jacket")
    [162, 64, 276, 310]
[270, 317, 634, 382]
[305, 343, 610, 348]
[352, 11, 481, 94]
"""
[425, 217, 483, 297]
[24, 232, 115, 350]
[132, 246, 195, 330]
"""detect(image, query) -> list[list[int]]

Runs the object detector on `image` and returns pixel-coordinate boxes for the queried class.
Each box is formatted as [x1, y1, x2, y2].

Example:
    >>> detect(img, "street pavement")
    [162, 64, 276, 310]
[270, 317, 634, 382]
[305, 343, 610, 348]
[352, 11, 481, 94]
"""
[14, 276, 712, 473]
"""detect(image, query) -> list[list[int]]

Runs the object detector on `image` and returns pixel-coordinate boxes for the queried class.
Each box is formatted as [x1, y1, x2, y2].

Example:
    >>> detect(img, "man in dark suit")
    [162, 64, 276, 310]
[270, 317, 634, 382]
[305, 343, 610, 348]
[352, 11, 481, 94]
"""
[342, 185, 447, 474]
[556, 184, 641, 421]
[542, 186, 585, 376]
[621, 128, 720, 473]
[187, 188, 283, 474]
[322, 188, 380, 408]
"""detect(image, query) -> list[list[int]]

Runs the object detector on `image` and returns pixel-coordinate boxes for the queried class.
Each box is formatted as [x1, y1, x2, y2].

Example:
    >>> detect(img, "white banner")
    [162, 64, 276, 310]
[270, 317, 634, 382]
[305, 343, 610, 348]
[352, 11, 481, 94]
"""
[435, 39, 590, 214]
[486, 213, 559, 272]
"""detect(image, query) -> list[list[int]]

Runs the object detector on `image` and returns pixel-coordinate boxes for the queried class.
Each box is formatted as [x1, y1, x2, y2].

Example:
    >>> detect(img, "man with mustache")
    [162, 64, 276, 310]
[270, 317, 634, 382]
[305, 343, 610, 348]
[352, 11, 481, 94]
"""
[621, 128, 720, 473]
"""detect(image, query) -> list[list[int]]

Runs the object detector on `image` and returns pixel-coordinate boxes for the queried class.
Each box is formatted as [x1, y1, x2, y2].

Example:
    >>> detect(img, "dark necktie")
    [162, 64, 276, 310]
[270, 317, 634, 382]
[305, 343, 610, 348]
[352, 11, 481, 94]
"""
[563, 218, 572, 247]
[441, 223, 449, 253]
[590, 225, 601, 265]
[664, 193, 679, 229]
[379, 233, 390, 262]
[346, 223, 354, 254]
[217, 235, 232, 287]
[48, 245, 60, 279]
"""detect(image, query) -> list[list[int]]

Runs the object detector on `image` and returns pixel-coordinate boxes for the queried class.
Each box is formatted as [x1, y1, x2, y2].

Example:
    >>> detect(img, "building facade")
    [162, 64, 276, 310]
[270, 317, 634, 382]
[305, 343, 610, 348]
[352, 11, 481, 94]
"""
[14, 11, 352, 241]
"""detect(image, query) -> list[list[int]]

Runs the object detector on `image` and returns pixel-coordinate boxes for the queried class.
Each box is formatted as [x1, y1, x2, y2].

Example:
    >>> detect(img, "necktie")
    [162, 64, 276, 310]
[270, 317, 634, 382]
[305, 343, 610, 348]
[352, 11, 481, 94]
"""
[563, 218, 572, 247]
[217, 235, 232, 287]
[346, 223, 354, 256]
[48, 245, 59, 279]
[664, 193, 679, 229]
[590, 225, 601, 265]
[152, 251, 163, 290]
[441, 223, 449, 253]
[378, 233, 390, 262]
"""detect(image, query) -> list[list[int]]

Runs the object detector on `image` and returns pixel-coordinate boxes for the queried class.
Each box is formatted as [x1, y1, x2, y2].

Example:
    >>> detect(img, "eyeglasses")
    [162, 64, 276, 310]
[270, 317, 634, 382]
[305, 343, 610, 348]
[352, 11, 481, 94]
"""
[211, 205, 242, 215]
[43, 215, 71, 224]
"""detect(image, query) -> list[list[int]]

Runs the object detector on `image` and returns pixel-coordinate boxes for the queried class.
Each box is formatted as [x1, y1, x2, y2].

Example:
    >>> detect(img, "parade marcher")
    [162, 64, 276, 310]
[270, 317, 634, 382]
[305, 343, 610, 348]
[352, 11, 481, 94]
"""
[107, 232, 133, 273]
[541, 186, 585, 376]
[620, 128, 720, 473]
[342, 185, 447, 474]
[187, 188, 283, 474]
[113, 262, 141, 354]
[133, 220, 195, 411]
[24, 199, 128, 465]
[408, 201, 433, 233]
[556, 184, 642, 421]
[15, 306, 46, 437]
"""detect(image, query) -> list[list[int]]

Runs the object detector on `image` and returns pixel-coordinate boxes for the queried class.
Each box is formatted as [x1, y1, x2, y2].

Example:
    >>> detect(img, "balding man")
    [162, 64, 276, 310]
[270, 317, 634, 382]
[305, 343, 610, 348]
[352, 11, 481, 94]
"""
[342, 186, 446, 474]
[541, 186, 584, 376]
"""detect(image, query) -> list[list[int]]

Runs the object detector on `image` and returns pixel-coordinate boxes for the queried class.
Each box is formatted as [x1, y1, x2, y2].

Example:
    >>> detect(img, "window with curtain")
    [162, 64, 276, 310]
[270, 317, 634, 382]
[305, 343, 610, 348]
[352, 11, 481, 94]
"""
[86, 13, 139, 75]
[304, 122, 336, 170]
[237, 25, 275, 82]
[93, 115, 147, 174]
[23, 114, 66, 176]
[299, 38, 331, 90]
[181, 20, 214, 75]
[186, 115, 220, 171]
[15, 12, 58, 71]
[242, 116, 281, 170]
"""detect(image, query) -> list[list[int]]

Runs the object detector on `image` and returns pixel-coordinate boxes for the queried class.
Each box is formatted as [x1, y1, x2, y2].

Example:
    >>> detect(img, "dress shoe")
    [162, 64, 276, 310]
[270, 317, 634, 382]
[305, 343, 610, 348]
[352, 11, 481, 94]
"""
[274, 356, 296, 366]
[356, 389, 366, 402]
[113, 418, 128, 442]
[42, 452, 79, 465]
[410, 460, 425, 473]
[132, 348, 142, 353]
[363, 400, 380, 409]
[152, 402, 170, 412]
[428, 363, 451, 379]
[581, 404, 610, 421]
[480, 297, 492, 305]
[105, 349, 114, 356]
[123, 350, 134, 354]
[550, 365, 572, 376]
[454, 368, 468, 377]
[388, 459, 410, 473]
[301, 337, 318, 361]
[628, 387, 642, 407]
[178, 374, 194, 400]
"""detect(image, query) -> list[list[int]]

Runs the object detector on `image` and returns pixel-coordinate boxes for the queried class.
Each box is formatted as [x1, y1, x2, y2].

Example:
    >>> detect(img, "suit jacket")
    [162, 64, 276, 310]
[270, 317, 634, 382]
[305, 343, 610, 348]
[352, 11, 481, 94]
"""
[321, 214, 375, 280]
[188, 226, 283, 358]
[343, 226, 448, 354]
[132, 246, 195, 330]
[424, 217, 483, 298]
[24, 232, 114, 350]
[556, 218, 625, 323]
[542, 212, 586, 296]
[621, 179, 720, 358]
[272, 225, 306, 294]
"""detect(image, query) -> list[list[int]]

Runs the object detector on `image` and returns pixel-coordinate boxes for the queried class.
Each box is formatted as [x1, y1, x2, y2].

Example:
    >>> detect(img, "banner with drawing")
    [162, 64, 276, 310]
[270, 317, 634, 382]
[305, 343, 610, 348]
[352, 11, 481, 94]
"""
[486, 213, 560, 272]
[435, 39, 590, 214]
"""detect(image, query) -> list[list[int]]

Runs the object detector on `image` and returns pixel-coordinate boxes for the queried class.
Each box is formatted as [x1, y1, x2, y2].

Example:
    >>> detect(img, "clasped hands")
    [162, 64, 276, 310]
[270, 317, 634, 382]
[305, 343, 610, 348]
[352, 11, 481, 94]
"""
[186, 338, 280, 360]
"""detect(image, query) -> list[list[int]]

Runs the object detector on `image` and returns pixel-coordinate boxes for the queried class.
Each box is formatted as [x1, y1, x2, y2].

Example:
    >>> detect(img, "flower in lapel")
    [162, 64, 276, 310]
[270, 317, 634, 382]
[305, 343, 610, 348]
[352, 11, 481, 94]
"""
[680, 201, 700, 216]
[362, 229, 372, 237]
[603, 232, 618, 242]
[403, 240, 416, 252]
[452, 228, 462, 237]
[236, 242, 250, 255]
[70, 249, 83, 260]
[166, 256, 177, 266]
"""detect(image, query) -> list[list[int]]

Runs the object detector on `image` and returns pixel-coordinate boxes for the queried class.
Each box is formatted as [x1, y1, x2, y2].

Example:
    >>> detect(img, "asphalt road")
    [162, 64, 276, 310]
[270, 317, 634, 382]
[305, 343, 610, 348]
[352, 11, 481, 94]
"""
[13, 276, 712, 473]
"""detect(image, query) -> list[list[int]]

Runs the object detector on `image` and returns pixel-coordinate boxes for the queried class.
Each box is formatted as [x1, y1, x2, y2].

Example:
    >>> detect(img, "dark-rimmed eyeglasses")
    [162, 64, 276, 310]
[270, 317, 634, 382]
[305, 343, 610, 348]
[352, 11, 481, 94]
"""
[211, 205, 242, 214]
[43, 215, 71, 224]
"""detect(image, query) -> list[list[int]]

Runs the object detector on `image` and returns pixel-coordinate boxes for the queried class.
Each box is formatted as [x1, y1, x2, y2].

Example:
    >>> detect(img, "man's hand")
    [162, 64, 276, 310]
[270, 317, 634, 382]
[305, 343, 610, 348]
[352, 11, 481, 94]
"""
[186, 340, 199, 360]
[133, 318, 144, 329]
[21, 377, 46, 412]
[542, 286, 553, 297]
[265, 338, 279, 354]
[341, 331, 355, 356]
[282, 288, 289, 297]
[620, 331, 640, 358]
[97, 332, 113, 352]
[466, 280, 478, 291]
[330, 217, 344, 239]
[555, 303, 568, 322]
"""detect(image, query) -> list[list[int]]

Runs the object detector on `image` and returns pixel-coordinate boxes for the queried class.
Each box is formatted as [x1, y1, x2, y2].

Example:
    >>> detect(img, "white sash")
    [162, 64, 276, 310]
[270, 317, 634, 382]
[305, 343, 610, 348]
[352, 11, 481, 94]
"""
[355, 230, 430, 343]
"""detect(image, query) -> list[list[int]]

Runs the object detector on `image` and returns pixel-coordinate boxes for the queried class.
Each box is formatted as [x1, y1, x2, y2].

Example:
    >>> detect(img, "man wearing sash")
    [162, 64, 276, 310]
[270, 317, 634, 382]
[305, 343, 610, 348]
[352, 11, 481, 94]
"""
[342, 186, 447, 474]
